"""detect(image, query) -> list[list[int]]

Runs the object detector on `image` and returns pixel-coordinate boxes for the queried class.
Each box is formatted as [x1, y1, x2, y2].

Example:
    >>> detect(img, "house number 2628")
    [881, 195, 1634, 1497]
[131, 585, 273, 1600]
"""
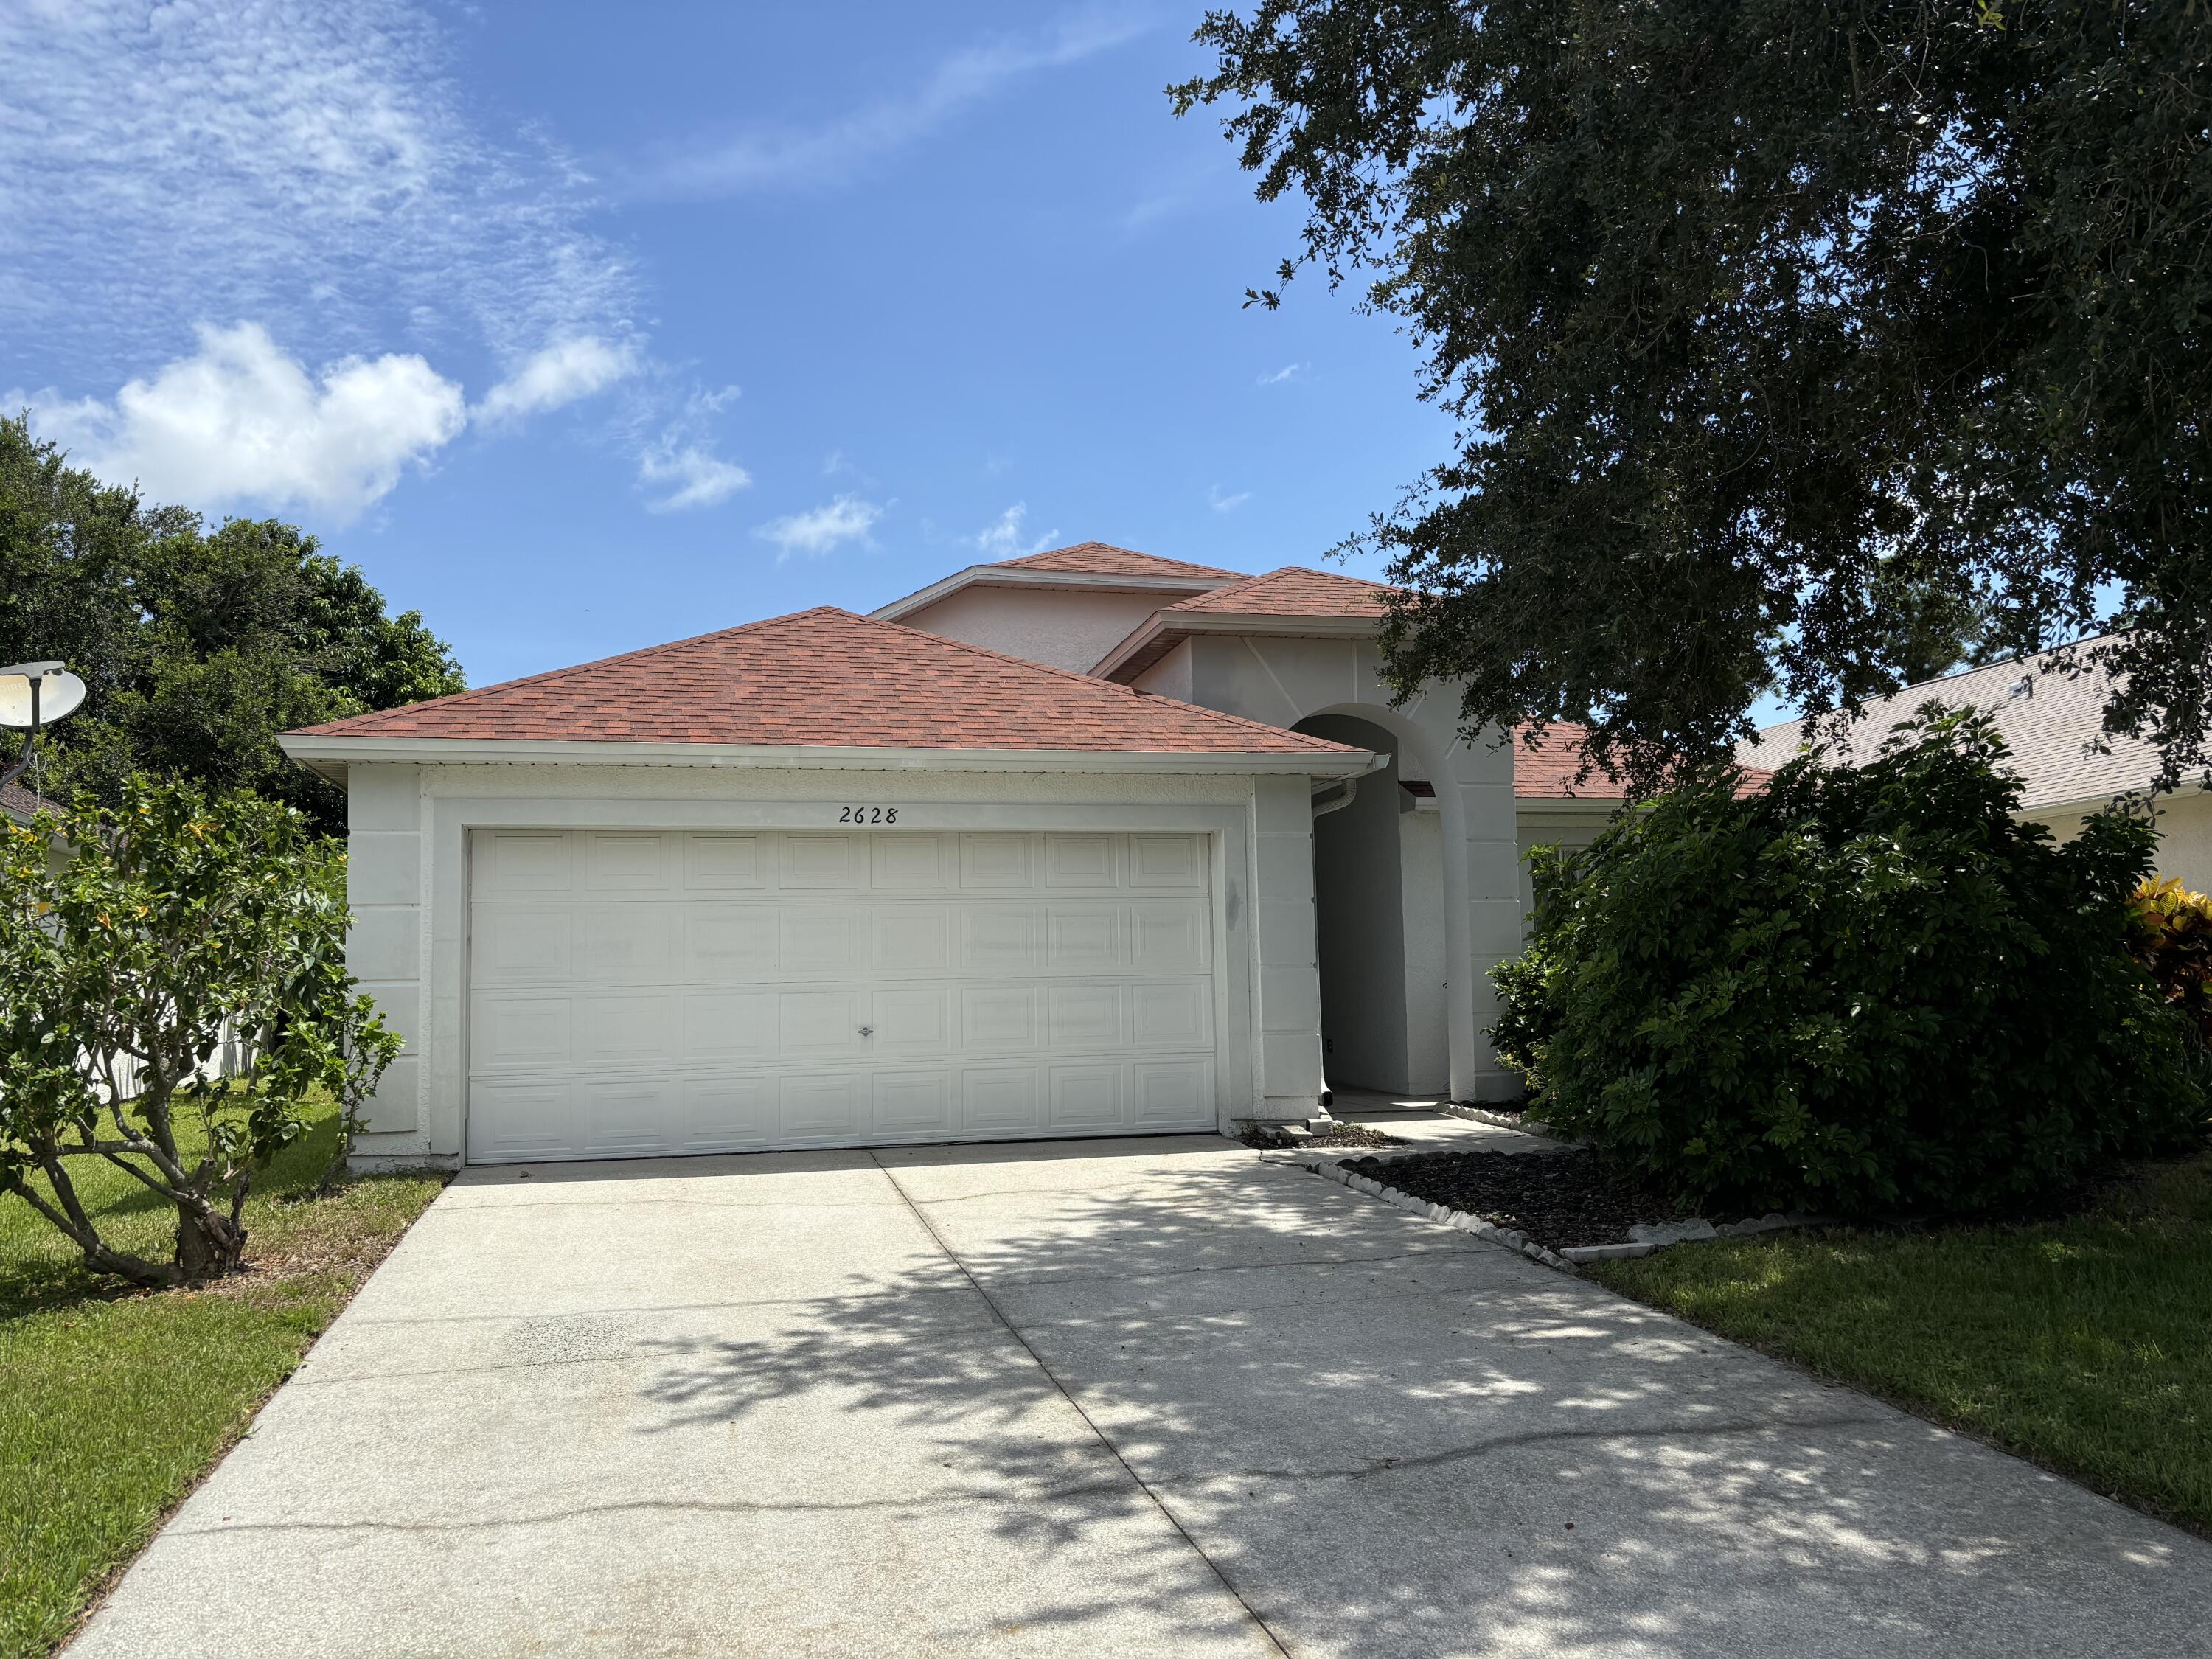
[838, 807, 898, 824]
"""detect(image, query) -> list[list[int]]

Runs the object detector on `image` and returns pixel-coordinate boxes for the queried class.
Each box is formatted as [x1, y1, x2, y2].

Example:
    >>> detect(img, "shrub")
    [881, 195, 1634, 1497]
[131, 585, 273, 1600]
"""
[0, 777, 395, 1285]
[1492, 712, 2207, 1217]
[2127, 875, 2212, 1047]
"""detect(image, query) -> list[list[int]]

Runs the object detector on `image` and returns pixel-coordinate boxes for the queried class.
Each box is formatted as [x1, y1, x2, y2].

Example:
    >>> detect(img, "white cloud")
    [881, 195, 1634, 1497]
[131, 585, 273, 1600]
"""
[0, 1, 636, 382]
[17, 321, 464, 523]
[973, 502, 1056, 558]
[476, 335, 639, 426]
[633, 14, 1150, 196]
[1256, 363, 1307, 386]
[639, 437, 751, 513]
[754, 495, 883, 560]
[1207, 484, 1252, 515]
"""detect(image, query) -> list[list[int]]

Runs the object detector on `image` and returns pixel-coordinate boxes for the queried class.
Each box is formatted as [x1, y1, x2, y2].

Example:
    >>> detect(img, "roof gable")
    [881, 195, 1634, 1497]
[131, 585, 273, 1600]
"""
[995, 542, 1245, 580]
[1164, 566, 1393, 618]
[287, 607, 1357, 758]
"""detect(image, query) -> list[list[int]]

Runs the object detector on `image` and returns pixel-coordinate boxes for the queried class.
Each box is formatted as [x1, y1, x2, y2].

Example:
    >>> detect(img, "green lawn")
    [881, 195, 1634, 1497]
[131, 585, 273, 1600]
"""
[1592, 1152, 2212, 1537]
[0, 1103, 445, 1659]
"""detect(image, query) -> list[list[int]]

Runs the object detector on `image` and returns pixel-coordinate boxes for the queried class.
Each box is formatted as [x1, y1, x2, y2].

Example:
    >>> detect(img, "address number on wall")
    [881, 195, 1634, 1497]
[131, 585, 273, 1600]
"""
[837, 806, 900, 824]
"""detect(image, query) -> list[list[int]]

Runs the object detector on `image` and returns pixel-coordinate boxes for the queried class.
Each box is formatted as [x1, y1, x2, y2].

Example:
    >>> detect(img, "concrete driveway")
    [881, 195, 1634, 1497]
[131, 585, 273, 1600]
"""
[74, 1133, 2212, 1657]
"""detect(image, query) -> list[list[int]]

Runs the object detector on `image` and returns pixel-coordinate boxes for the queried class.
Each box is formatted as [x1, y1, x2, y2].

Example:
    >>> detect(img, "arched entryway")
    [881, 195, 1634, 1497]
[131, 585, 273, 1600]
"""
[1296, 712, 1451, 1098]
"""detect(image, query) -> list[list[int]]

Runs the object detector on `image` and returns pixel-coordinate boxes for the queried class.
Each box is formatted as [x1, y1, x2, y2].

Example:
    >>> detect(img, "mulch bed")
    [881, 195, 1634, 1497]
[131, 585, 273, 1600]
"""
[1338, 1147, 1703, 1249]
[1242, 1122, 1406, 1150]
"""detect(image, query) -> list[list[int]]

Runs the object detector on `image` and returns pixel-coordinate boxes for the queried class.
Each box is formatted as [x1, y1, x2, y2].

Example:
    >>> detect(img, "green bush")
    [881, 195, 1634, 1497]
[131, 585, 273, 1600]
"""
[1493, 712, 2207, 1216]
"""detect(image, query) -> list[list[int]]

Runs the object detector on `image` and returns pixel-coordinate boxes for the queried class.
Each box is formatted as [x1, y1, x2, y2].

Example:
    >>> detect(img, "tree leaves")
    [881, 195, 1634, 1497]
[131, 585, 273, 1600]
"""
[1180, 1, 2212, 791]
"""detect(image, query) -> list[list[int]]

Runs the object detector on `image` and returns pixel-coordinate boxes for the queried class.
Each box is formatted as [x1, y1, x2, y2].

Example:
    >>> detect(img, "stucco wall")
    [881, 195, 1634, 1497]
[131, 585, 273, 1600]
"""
[2037, 785, 2212, 892]
[1514, 800, 1620, 932]
[342, 760, 1329, 1164]
[897, 585, 1179, 674]
[1167, 632, 1523, 1101]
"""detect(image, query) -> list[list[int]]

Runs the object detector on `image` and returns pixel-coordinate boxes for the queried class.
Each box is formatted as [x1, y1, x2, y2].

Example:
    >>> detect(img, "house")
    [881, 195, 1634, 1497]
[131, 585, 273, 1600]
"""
[1740, 638, 2212, 891]
[279, 543, 1551, 1169]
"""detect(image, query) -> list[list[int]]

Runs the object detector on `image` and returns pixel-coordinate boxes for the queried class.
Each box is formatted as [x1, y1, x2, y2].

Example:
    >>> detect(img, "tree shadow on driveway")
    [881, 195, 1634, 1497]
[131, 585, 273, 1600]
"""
[610, 1137, 2212, 1658]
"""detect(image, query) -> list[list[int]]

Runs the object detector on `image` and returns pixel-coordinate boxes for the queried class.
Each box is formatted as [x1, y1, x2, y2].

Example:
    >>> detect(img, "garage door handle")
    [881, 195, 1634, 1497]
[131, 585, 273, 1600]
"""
[858, 1026, 873, 1038]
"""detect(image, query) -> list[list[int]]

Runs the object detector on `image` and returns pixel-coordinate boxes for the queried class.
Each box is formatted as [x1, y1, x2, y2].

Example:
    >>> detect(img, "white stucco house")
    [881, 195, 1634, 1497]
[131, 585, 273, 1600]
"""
[282, 542, 1576, 1169]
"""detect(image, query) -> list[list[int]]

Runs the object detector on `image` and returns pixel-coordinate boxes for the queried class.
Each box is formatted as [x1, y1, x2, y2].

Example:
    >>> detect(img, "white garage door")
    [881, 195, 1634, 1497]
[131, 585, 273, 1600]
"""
[465, 829, 1220, 1162]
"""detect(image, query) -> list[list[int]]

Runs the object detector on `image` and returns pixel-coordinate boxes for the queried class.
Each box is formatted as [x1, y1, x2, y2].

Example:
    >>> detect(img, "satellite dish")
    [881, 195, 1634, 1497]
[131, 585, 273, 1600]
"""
[0, 662, 86, 731]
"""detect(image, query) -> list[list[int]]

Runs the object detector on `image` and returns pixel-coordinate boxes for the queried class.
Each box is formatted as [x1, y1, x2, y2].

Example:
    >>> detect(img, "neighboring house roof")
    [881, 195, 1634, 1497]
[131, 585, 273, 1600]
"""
[282, 607, 1366, 773]
[0, 779, 46, 824]
[1093, 566, 1396, 680]
[1510, 722, 1772, 801]
[1739, 636, 2180, 810]
[870, 542, 1245, 623]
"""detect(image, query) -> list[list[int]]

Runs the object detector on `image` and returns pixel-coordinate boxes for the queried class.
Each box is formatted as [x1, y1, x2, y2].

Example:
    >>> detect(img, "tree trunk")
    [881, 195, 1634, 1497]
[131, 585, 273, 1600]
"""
[173, 1202, 247, 1283]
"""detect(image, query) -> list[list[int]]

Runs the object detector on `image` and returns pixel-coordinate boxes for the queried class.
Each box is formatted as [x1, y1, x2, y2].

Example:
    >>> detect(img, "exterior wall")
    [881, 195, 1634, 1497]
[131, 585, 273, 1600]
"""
[1514, 799, 1621, 932]
[2036, 785, 2212, 893]
[1398, 808, 1449, 1088]
[1131, 638, 1195, 703]
[1173, 633, 1523, 1101]
[343, 760, 1327, 1165]
[1303, 714, 1414, 1093]
[898, 585, 1183, 674]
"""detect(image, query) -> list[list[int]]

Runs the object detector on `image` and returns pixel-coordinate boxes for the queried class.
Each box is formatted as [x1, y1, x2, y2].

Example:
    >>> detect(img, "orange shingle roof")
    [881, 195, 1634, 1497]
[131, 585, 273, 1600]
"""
[288, 608, 1357, 757]
[1164, 566, 1394, 617]
[995, 543, 1245, 580]
[1512, 722, 1771, 799]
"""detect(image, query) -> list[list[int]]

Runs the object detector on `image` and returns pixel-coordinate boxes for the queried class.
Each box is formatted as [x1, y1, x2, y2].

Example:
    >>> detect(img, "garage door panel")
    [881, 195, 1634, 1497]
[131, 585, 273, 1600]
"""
[582, 1080, 677, 1155]
[782, 1073, 863, 1137]
[871, 835, 949, 888]
[467, 830, 1221, 1163]
[959, 835, 1033, 888]
[582, 831, 674, 891]
[470, 1079, 576, 1161]
[684, 991, 775, 1060]
[683, 835, 764, 890]
[473, 995, 574, 1068]
[683, 1077, 773, 1148]
[1046, 983, 1121, 1047]
[874, 1072, 953, 1135]
[1132, 980, 1213, 1050]
[1044, 834, 1116, 888]
[781, 835, 858, 888]
[782, 908, 866, 975]
[473, 906, 573, 984]
[875, 908, 950, 973]
[961, 985, 1039, 1051]
[960, 908, 1037, 972]
[475, 832, 572, 897]
[1046, 908, 1119, 970]
[871, 987, 951, 1051]
[1133, 1060, 1214, 1126]
[579, 992, 675, 1065]
[1130, 904, 1210, 972]
[1048, 1065, 1122, 1128]
[684, 907, 777, 979]
[575, 903, 677, 978]
[780, 990, 863, 1056]
[961, 1067, 1040, 1133]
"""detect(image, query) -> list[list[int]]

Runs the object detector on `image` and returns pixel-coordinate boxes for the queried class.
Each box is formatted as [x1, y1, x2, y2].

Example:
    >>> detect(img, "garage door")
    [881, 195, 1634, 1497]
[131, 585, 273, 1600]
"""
[465, 829, 1220, 1162]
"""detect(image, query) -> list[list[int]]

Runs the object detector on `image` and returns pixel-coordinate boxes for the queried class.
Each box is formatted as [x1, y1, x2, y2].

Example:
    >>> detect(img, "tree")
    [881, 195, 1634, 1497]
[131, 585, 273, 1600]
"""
[0, 415, 465, 830]
[1175, 1, 2212, 790]
[0, 779, 360, 1284]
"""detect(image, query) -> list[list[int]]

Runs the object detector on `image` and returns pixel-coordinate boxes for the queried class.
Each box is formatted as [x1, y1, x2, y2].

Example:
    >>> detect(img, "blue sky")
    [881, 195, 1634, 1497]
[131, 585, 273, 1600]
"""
[2, 1, 1456, 689]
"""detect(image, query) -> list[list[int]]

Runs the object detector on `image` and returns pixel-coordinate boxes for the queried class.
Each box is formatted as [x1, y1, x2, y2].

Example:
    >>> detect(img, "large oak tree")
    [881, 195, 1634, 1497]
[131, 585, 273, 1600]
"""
[1177, 1, 2211, 787]
[0, 415, 464, 830]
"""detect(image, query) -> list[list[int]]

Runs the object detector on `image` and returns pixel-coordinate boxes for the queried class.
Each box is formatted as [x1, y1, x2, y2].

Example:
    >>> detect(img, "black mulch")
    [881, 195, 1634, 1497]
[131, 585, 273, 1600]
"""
[1240, 1122, 1406, 1150]
[1339, 1147, 1704, 1249]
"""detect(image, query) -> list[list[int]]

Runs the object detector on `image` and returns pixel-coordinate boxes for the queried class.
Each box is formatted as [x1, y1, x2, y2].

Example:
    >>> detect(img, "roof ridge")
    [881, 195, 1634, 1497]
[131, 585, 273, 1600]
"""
[863, 611, 1356, 749]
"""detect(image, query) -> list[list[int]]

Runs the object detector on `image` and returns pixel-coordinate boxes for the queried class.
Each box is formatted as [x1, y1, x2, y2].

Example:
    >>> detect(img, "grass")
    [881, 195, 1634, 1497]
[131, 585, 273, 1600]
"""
[0, 1100, 446, 1659]
[1590, 1150, 2212, 1536]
